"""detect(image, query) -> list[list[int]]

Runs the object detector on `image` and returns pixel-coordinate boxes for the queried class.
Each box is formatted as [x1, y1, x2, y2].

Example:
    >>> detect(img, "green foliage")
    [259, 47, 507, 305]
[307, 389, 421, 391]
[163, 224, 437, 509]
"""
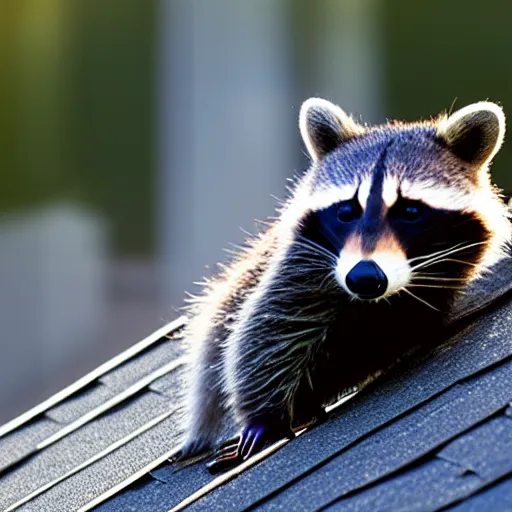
[0, 0, 155, 255]
[384, 0, 512, 191]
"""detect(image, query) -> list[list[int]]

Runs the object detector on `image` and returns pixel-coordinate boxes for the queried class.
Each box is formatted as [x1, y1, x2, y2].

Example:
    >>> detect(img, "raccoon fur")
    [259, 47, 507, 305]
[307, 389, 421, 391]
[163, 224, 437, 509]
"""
[177, 98, 511, 466]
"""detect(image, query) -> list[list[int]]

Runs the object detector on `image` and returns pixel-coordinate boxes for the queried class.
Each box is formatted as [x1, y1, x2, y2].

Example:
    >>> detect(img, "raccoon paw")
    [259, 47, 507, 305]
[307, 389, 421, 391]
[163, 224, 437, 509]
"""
[170, 438, 212, 464]
[206, 417, 294, 474]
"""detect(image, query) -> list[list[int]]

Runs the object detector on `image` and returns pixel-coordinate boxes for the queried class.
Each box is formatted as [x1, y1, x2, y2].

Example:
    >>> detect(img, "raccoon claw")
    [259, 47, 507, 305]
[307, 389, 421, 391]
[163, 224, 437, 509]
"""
[206, 420, 293, 474]
[206, 440, 241, 474]
[170, 439, 211, 464]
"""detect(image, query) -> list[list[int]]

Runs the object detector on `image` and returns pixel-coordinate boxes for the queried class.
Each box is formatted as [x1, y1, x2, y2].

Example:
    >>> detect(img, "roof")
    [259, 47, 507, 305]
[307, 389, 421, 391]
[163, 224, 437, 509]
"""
[2, 256, 512, 511]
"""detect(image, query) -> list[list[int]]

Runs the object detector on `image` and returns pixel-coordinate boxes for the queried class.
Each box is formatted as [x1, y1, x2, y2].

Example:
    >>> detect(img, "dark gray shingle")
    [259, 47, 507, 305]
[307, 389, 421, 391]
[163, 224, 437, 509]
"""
[45, 382, 118, 425]
[0, 392, 175, 511]
[0, 417, 61, 473]
[447, 479, 512, 511]
[325, 459, 483, 512]
[438, 416, 512, 480]
[18, 413, 182, 512]
[254, 359, 512, 511]
[100, 339, 184, 390]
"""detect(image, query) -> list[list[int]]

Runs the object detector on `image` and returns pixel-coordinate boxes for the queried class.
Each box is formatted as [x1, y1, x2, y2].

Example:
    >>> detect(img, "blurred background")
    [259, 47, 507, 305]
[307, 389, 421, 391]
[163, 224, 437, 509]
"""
[1, 0, 512, 423]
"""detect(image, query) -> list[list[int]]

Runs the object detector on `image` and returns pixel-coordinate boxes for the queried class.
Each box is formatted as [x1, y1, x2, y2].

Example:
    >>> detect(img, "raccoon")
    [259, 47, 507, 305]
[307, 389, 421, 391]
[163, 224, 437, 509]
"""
[176, 98, 511, 470]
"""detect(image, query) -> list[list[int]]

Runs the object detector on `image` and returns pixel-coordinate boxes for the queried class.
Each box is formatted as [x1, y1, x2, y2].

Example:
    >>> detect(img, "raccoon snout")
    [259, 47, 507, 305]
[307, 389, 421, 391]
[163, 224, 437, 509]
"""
[345, 260, 388, 299]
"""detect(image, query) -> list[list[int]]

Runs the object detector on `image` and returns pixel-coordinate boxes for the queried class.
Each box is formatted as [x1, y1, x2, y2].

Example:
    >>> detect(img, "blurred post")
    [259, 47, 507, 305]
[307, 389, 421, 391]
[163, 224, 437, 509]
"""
[0, 205, 107, 417]
[157, 0, 294, 308]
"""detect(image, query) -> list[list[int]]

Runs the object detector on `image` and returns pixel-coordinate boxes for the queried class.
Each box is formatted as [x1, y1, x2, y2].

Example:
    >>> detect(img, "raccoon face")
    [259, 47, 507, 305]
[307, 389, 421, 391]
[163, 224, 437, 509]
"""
[296, 98, 510, 304]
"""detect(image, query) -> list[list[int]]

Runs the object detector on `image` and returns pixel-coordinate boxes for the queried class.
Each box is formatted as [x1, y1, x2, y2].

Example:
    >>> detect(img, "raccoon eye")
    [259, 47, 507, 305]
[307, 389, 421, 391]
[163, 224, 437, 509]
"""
[337, 201, 361, 223]
[395, 200, 424, 222]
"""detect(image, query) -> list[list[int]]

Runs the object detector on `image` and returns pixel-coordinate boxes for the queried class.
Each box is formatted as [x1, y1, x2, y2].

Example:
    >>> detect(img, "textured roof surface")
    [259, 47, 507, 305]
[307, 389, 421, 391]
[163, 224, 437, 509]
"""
[2, 256, 512, 511]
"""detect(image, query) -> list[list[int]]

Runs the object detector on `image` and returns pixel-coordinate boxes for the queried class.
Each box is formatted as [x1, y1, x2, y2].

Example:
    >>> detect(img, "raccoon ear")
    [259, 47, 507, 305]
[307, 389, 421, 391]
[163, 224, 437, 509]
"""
[437, 102, 506, 166]
[299, 98, 364, 161]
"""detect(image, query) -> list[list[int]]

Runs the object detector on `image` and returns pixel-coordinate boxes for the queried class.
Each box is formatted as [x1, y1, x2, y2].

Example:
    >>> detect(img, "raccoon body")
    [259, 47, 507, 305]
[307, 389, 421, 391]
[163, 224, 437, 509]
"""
[178, 98, 511, 466]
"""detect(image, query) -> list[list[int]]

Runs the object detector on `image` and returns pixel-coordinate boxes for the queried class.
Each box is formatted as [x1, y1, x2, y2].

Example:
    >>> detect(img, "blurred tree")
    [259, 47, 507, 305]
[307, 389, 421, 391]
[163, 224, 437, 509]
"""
[0, 1, 74, 211]
[0, 0, 155, 256]
[384, 0, 512, 191]
[68, 0, 155, 255]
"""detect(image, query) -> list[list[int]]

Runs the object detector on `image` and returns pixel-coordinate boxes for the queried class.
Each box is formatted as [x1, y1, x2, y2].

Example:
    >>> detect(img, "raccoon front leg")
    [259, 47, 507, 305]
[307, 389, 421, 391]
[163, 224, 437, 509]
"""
[209, 366, 328, 473]
[210, 307, 324, 470]
[176, 228, 280, 463]
[175, 326, 227, 460]
[207, 414, 295, 473]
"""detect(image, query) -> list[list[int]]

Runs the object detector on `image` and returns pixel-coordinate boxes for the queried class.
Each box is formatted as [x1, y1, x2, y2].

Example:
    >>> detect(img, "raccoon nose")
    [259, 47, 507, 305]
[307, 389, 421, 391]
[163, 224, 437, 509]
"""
[345, 260, 388, 299]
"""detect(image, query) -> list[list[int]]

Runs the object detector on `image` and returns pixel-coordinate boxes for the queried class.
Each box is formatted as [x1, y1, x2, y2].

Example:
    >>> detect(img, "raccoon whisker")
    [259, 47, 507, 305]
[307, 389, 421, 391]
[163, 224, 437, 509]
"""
[400, 287, 440, 312]
[318, 271, 338, 291]
[300, 220, 341, 250]
[286, 257, 335, 271]
[289, 259, 333, 269]
[294, 235, 335, 254]
[414, 271, 454, 276]
[407, 242, 487, 268]
[411, 275, 467, 282]
[407, 284, 465, 290]
[406, 242, 470, 263]
[413, 258, 479, 271]
[412, 271, 464, 276]
[294, 238, 338, 264]
[282, 253, 329, 262]
[407, 241, 487, 264]
[283, 259, 330, 270]
[270, 281, 335, 294]
[279, 271, 329, 280]
[417, 241, 487, 264]
[411, 277, 466, 283]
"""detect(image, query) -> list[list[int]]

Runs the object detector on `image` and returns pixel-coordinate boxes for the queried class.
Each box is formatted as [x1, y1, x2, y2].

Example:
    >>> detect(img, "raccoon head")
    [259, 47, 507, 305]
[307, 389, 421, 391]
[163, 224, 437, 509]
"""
[292, 98, 510, 308]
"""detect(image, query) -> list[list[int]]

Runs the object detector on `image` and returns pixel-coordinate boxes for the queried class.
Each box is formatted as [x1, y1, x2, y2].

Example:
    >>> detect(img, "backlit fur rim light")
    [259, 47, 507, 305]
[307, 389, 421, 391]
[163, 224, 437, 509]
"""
[299, 97, 365, 161]
[437, 101, 506, 167]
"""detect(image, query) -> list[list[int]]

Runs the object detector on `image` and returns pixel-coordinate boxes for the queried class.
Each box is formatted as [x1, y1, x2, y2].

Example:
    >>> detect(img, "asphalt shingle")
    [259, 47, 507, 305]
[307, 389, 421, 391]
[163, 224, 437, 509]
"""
[45, 382, 118, 425]
[325, 413, 512, 512]
[252, 359, 512, 511]
[18, 414, 182, 512]
[438, 416, 512, 480]
[100, 339, 184, 391]
[447, 479, 512, 511]
[0, 417, 61, 473]
[325, 459, 483, 512]
[0, 392, 175, 511]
